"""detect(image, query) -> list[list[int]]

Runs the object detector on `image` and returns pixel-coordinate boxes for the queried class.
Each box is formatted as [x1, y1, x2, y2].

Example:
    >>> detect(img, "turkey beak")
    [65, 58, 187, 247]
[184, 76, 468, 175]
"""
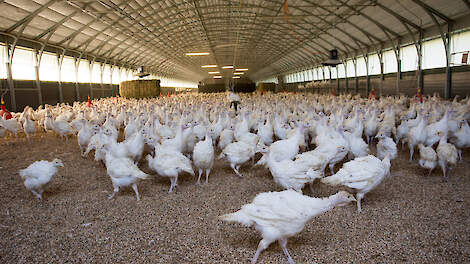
[337, 201, 351, 207]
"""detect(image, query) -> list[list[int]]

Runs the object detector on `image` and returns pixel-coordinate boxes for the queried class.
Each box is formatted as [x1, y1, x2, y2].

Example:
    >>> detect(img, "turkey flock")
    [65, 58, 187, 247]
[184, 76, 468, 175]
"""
[3, 91, 470, 264]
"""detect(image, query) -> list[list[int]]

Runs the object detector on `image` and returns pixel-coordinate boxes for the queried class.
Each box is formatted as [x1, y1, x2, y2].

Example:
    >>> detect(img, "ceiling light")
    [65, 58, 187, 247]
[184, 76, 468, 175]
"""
[186, 52, 210, 56]
[208, 71, 220, 74]
[213, 76, 222, 79]
[235, 68, 248, 71]
[233, 72, 244, 75]
[233, 76, 241, 79]
[222, 65, 234, 69]
[201, 65, 218, 68]
[214, 44, 237, 49]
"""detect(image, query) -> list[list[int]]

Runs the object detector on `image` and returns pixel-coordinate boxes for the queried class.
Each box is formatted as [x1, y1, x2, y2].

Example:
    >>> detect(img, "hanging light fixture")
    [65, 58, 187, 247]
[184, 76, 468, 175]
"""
[322, 49, 342, 67]
[185, 52, 210, 56]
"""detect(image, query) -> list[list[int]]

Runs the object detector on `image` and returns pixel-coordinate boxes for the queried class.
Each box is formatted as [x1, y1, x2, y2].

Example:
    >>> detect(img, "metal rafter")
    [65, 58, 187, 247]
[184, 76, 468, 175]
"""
[0, 0, 468, 84]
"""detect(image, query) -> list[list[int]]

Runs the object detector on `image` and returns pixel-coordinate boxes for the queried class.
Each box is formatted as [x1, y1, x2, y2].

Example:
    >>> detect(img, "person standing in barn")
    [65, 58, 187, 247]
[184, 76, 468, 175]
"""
[227, 81, 241, 113]
[228, 91, 241, 113]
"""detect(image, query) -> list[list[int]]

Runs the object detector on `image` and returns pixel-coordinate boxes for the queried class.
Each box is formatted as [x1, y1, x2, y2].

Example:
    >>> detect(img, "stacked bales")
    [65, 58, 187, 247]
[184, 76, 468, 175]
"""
[257, 82, 276, 93]
[233, 82, 256, 93]
[119, 79, 160, 99]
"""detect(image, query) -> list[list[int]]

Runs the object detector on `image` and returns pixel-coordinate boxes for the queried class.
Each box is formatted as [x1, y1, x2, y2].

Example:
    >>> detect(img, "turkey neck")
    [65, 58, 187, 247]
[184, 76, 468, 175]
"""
[306, 194, 344, 216]
[381, 156, 391, 174]
[438, 133, 449, 145]
[463, 122, 470, 133]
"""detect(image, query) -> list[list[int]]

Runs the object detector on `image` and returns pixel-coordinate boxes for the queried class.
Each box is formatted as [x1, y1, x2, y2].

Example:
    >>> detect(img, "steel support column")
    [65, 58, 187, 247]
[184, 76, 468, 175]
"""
[445, 24, 453, 99]
[328, 67, 333, 94]
[100, 61, 106, 98]
[74, 55, 81, 101]
[336, 67, 340, 94]
[89, 59, 94, 99]
[353, 58, 358, 94]
[110, 64, 115, 96]
[417, 31, 424, 95]
[396, 43, 402, 95]
[33, 48, 43, 106]
[378, 50, 384, 96]
[57, 51, 65, 103]
[5, 43, 16, 112]
[365, 54, 370, 95]
[344, 62, 348, 93]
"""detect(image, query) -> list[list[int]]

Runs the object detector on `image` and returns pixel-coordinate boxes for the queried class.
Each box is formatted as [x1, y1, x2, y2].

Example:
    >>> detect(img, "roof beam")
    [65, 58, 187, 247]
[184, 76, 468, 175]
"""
[410, 0, 453, 22]
[6, 0, 58, 33]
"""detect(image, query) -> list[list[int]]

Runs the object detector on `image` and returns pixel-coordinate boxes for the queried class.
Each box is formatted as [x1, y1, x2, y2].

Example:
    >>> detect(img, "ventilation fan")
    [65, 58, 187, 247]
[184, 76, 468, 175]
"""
[136, 66, 150, 78]
[322, 49, 342, 67]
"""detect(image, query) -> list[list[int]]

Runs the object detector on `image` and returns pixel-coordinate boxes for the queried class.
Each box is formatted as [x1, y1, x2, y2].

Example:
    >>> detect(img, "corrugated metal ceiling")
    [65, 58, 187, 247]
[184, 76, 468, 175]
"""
[0, 0, 468, 82]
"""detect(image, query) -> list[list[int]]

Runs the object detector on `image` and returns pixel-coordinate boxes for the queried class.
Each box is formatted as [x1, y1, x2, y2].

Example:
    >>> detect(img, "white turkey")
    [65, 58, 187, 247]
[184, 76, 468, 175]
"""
[407, 116, 427, 161]
[436, 131, 458, 181]
[417, 144, 437, 176]
[19, 158, 64, 200]
[266, 152, 323, 193]
[22, 113, 36, 142]
[146, 146, 194, 193]
[344, 122, 369, 159]
[219, 190, 356, 264]
[256, 125, 305, 167]
[124, 116, 137, 139]
[46, 114, 74, 141]
[77, 123, 94, 156]
[218, 128, 234, 151]
[124, 130, 144, 164]
[43, 111, 55, 132]
[321, 155, 391, 212]
[425, 110, 451, 147]
[257, 116, 274, 146]
[219, 141, 267, 177]
[193, 132, 214, 184]
[161, 123, 187, 153]
[0, 113, 22, 138]
[450, 121, 470, 160]
[394, 119, 410, 149]
[102, 146, 150, 200]
[364, 110, 378, 144]
[376, 132, 397, 160]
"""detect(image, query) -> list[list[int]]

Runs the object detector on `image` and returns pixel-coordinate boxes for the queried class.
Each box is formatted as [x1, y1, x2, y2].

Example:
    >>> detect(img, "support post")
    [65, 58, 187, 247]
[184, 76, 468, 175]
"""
[110, 64, 114, 96]
[445, 24, 452, 99]
[74, 56, 81, 101]
[57, 51, 65, 103]
[378, 50, 384, 96]
[5, 43, 16, 111]
[33, 48, 43, 106]
[396, 41, 402, 95]
[329, 66, 333, 94]
[417, 30, 424, 95]
[353, 58, 358, 94]
[365, 54, 370, 95]
[89, 59, 94, 99]
[100, 61, 106, 98]
[336, 66, 340, 94]
[344, 62, 348, 93]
